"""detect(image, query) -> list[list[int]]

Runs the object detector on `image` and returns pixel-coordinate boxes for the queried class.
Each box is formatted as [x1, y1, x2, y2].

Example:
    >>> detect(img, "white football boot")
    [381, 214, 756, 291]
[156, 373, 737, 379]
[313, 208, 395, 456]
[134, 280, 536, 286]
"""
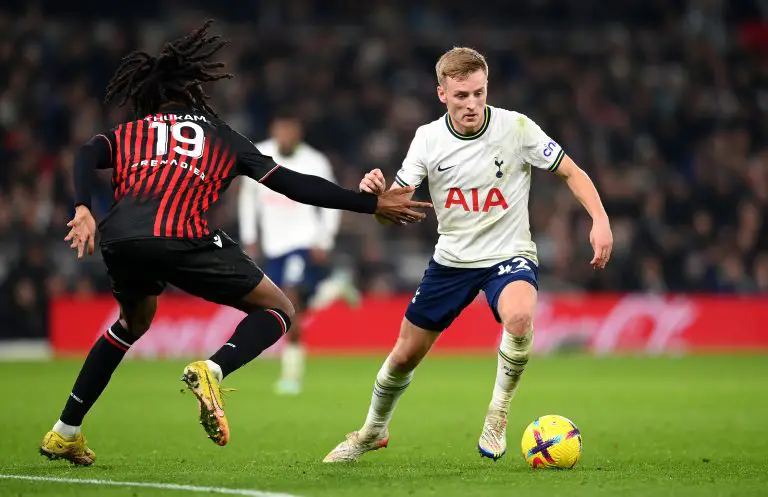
[478, 409, 507, 460]
[322, 429, 389, 462]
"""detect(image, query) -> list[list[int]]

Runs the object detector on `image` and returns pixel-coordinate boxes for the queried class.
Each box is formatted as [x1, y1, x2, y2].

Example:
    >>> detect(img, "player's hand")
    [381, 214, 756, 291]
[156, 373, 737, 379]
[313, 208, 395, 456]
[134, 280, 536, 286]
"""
[359, 168, 386, 195]
[589, 216, 613, 270]
[375, 186, 432, 225]
[65, 205, 97, 260]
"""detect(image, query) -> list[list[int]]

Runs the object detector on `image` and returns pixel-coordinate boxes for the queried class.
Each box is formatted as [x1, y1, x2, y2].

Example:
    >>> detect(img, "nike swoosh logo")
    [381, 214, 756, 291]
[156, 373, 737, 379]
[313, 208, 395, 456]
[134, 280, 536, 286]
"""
[206, 372, 225, 417]
[437, 164, 457, 172]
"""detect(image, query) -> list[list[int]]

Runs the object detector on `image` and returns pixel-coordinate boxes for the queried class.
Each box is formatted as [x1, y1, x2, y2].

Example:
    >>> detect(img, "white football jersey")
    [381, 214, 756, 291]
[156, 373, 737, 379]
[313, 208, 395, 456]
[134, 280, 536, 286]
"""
[395, 105, 564, 268]
[239, 140, 341, 258]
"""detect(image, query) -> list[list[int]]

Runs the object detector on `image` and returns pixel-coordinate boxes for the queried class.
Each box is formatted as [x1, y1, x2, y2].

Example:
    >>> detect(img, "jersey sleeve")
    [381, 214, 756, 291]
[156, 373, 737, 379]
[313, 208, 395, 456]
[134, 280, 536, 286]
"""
[394, 126, 428, 188]
[73, 132, 115, 209]
[519, 114, 565, 172]
[230, 130, 280, 182]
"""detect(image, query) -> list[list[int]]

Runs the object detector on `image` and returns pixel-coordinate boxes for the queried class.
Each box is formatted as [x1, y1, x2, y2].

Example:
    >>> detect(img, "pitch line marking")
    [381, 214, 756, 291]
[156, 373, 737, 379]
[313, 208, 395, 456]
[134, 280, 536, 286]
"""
[0, 474, 301, 497]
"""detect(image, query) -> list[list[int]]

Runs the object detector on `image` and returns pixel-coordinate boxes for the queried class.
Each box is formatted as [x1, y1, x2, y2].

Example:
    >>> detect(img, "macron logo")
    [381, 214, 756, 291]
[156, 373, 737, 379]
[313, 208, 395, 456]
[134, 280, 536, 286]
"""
[69, 393, 83, 404]
[213, 235, 223, 248]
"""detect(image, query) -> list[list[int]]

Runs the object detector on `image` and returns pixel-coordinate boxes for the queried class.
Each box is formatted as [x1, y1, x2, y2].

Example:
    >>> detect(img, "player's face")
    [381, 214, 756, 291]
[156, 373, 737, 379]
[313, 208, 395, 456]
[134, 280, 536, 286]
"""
[270, 118, 303, 155]
[437, 70, 488, 134]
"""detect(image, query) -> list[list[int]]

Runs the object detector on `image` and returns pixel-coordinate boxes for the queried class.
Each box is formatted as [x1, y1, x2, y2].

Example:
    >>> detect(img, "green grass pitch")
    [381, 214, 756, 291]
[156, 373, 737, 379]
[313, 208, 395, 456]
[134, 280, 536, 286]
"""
[0, 354, 766, 496]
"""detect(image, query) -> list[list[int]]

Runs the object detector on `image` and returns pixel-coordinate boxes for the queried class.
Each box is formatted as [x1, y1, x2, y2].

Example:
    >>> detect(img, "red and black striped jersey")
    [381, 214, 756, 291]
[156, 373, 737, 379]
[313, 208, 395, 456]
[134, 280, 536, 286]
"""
[92, 106, 278, 243]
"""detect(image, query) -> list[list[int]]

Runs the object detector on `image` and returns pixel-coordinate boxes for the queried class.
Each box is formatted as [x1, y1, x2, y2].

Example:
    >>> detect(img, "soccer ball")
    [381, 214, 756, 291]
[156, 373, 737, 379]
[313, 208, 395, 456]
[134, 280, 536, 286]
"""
[521, 415, 582, 469]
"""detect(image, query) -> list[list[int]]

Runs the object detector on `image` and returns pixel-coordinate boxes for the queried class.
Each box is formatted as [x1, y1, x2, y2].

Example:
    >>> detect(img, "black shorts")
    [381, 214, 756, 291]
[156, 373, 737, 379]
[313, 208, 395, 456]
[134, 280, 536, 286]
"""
[100, 230, 264, 305]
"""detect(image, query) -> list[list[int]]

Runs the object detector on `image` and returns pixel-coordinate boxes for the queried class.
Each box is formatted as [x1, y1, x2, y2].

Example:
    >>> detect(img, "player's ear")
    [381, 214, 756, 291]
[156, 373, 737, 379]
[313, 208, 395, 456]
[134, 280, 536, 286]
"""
[437, 85, 447, 104]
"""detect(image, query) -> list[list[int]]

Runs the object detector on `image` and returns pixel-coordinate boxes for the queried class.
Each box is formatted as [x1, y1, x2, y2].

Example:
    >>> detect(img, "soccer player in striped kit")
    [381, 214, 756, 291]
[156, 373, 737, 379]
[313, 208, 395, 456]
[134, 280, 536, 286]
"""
[39, 20, 431, 466]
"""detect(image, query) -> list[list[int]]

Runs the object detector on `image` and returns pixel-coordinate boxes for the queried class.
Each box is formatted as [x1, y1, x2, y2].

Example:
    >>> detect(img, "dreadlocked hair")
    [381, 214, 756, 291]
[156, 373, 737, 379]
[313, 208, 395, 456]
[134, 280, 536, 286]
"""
[104, 19, 233, 118]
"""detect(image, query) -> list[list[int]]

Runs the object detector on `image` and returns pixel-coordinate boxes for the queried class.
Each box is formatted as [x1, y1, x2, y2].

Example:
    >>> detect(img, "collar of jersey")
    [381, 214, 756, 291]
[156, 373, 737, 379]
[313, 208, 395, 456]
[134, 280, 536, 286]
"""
[445, 106, 491, 140]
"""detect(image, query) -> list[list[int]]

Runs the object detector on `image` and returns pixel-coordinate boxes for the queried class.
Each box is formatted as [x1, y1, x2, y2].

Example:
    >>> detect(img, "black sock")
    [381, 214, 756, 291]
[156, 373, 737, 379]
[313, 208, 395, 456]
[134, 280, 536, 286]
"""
[59, 322, 136, 426]
[209, 308, 290, 378]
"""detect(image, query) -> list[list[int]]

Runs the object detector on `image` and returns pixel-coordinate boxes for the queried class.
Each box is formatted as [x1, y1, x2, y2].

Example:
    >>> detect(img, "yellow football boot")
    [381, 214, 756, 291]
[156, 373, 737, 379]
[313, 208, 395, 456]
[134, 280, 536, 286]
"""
[181, 361, 230, 446]
[39, 431, 96, 466]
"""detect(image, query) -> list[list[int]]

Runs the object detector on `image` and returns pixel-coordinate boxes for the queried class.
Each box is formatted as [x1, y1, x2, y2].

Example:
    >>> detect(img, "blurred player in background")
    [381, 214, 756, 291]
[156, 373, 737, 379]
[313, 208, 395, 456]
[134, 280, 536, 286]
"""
[239, 114, 359, 395]
[324, 47, 613, 463]
[39, 19, 431, 466]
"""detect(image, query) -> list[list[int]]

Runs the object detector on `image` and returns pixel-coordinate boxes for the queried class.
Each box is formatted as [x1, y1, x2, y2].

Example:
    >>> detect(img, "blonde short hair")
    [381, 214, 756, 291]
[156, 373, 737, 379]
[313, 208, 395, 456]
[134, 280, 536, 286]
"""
[435, 47, 488, 85]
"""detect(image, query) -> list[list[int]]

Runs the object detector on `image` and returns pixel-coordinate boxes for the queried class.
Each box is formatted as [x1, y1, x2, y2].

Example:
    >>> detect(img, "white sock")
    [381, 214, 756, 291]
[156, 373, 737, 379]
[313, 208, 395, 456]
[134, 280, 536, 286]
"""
[361, 358, 414, 436]
[53, 420, 81, 439]
[488, 329, 533, 415]
[205, 360, 223, 384]
[281, 343, 305, 383]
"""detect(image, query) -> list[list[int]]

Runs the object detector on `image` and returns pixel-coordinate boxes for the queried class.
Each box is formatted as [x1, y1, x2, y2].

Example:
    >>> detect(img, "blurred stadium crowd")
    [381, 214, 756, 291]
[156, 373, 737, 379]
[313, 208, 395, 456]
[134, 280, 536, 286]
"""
[1, 1, 767, 338]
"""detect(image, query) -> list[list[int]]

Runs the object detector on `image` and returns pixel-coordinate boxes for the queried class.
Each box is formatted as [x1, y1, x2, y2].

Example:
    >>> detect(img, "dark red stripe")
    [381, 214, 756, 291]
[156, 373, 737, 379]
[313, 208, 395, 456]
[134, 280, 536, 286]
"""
[164, 125, 207, 237]
[197, 148, 230, 234]
[119, 122, 134, 197]
[200, 148, 232, 216]
[165, 152, 203, 237]
[131, 119, 157, 197]
[152, 119, 179, 236]
[137, 119, 165, 198]
[200, 141, 226, 211]
[211, 149, 236, 205]
[196, 139, 223, 236]
[192, 136, 218, 237]
[198, 150, 235, 236]
[103, 331, 128, 351]
[192, 139, 226, 237]
[151, 118, 178, 198]
[127, 120, 145, 192]
[177, 137, 212, 237]
[113, 124, 124, 199]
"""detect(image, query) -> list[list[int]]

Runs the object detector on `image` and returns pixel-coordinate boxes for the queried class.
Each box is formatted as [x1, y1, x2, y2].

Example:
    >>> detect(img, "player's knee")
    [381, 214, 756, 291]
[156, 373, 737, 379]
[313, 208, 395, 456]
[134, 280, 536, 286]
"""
[119, 316, 151, 339]
[118, 297, 157, 339]
[502, 311, 533, 337]
[387, 349, 421, 373]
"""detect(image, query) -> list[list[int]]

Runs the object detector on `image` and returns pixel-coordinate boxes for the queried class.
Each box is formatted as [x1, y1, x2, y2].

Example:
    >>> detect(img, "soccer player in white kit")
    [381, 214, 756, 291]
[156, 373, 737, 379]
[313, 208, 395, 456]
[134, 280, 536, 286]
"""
[239, 114, 353, 395]
[323, 47, 613, 462]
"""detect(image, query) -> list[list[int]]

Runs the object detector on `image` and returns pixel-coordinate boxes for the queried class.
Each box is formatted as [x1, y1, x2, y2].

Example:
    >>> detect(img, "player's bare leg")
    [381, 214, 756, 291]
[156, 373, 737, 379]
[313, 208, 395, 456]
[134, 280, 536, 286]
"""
[183, 275, 294, 446]
[41, 296, 157, 465]
[275, 286, 305, 395]
[478, 281, 536, 460]
[323, 318, 439, 462]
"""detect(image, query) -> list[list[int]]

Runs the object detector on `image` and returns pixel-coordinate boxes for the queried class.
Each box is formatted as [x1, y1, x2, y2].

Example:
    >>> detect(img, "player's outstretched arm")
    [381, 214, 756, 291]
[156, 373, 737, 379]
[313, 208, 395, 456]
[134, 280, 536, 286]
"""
[67, 135, 111, 259]
[553, 156, 613, 269]
[258, 166, 431, 225]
